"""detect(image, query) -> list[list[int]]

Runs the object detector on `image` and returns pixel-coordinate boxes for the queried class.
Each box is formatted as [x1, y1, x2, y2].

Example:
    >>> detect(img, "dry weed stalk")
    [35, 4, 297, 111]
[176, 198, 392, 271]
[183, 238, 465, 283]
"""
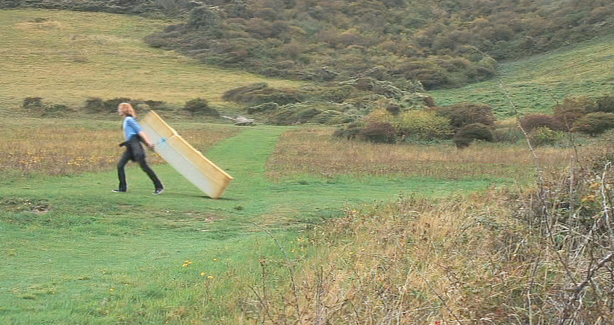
[501, 79, 614, 324]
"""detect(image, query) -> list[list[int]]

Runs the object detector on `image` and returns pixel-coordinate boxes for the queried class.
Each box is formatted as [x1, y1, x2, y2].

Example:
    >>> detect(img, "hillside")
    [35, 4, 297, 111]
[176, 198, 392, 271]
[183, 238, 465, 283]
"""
[3, 0, 614, 91]
[430, 34, 614, 116]
[0, 9, 303, 112]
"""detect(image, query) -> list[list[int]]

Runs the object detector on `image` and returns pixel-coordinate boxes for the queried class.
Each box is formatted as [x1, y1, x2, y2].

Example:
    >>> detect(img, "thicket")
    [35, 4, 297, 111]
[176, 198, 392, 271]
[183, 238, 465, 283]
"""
[5, 1, 613, 91]
[139, 0, 614, 90]
[222, 79, 430, 126]
[331, 94, 614, 148]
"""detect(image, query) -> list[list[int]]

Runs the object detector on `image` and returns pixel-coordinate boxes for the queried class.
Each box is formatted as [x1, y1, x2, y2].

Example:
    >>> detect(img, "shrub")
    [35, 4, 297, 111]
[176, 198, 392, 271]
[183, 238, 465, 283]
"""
[187, 5, 220, 32]
[493, 127, 524, 144]
[553, 96, 595, 128]
[268, 108, 297, 125]
[358, 122, 396, 144]
[104, 97, 131, 112]
[595, 95, 614, 113]
[573, 112, 614, 136]
[84, 97, 104, 113]
[222, 83, 302, 106]
[247, 102, 279, 114]
[222, 83, 268, 102]
[333, 122, 364, 140]
[296, 107, 322, 123]
[144, 100, 173, 111]
[23, 97, 44, 110]
[396, 110, 453, 141]
[433, 103, 496, 130]
[312, 110, 343, 125]
[528, 126, 565, 146]
[363, 109, 394, 125]
[183, 98, 219, 117]
[519, 113, 566, 132]
[453, 123, 494, 148]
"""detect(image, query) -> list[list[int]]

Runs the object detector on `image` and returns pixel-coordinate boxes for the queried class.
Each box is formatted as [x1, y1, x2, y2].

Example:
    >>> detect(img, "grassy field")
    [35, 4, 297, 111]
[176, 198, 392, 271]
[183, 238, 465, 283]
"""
[2, 8, 609, 324]
[0, 9, 303, 112]
[430, 35, 614, 116]
[1, 120, 517, 324]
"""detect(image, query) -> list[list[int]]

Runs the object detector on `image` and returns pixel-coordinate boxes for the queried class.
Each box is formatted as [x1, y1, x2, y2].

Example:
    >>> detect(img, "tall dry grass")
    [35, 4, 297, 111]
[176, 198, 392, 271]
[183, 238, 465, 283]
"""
[0, 120, 240, 177]
[267, 128, 574, 182]
[245, 190, 559, 324]
[245, 134, 614, 324]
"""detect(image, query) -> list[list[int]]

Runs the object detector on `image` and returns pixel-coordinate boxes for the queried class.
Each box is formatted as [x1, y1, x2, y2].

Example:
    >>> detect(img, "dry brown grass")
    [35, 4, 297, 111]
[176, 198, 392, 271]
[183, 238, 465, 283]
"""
[267, 128, 574, 182]
[246, 190, 566, 324]
[0, 119, 240, 177]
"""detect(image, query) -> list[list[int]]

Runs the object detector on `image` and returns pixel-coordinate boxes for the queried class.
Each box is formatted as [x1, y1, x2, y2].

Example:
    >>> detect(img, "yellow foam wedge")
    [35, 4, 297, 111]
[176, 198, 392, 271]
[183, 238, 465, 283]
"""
[141, 111, 233, 199]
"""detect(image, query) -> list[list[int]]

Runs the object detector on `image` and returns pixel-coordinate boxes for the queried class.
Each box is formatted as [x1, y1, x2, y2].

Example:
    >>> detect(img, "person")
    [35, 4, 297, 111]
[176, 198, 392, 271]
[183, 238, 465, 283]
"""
[114, 102, 164, 195]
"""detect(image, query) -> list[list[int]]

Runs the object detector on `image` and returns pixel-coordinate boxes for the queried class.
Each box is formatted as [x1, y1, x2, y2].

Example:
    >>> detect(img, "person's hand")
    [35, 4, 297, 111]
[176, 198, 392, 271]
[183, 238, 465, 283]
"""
[148, 143, 155, 150]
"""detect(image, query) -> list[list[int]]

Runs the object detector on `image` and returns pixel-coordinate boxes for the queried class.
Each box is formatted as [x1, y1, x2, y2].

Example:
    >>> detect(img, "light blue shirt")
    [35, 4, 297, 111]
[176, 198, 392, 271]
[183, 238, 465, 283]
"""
[123, 116, 143, 141]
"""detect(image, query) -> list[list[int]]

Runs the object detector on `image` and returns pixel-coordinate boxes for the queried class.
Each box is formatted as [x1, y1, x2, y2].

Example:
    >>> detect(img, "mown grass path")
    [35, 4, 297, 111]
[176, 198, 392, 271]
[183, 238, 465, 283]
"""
[0, 126, 500, 323]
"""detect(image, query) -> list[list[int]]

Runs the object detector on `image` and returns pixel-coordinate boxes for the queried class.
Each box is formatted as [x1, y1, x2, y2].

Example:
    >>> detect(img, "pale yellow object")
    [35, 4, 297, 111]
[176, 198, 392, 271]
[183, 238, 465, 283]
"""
[140, 111, 233, 199]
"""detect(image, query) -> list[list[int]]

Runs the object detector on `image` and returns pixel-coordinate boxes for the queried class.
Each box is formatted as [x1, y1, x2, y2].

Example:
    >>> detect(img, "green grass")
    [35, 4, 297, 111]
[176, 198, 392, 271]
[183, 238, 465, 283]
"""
[430, 35, 614, 116]
[0, 9, 303, 112]
[0, 125, 502, 324]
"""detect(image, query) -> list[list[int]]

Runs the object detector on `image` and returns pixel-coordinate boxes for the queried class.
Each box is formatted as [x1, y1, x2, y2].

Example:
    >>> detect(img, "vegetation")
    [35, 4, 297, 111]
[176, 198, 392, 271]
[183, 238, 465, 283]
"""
[4, 6, 614, 324]
[431, 34, 614, 115]
[0, 10, 303, 111]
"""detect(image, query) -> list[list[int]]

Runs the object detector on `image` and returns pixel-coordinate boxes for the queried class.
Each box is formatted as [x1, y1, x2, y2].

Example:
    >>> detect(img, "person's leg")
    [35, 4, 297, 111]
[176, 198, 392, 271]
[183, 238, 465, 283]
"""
[136, 156, 163, 191]
[116, 150, 132, 191]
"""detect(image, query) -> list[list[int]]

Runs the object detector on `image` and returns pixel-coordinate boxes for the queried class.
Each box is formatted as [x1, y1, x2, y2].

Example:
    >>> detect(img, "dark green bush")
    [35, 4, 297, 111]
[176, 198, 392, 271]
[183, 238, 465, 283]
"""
[84, 97, 104, 113]
[144, 100, 173, 111]
[104, 97, 131, 112]
[595, 95, 614, 113]
[187, 5, 220, 32]
[22, 97, 44, 110]
[433, 103, 496, 130]
[183, 98, 219, 117]
[573, 112, 614, 136]
[453, 123, 494, 148]
[333, 122, 364, 140]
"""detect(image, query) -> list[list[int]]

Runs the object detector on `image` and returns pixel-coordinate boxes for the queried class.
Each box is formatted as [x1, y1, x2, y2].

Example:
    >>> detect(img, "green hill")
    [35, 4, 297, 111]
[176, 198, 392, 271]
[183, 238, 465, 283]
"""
[430, 34, 614, 116]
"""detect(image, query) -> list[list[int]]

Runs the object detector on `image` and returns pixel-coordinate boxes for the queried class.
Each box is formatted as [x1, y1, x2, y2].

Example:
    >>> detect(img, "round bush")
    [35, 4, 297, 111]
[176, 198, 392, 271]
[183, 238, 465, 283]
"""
[23, 97, 44, 110]
[358, 122, 396, 144]
[433, 103, 496, 130]
[396, 110, 453, 141]
[184, 98, 219, 117]
[573, 112, 614, 136]
[528, 127, 565, 146]
[453, 123, 494, 148]
[519, 113, 565, 132]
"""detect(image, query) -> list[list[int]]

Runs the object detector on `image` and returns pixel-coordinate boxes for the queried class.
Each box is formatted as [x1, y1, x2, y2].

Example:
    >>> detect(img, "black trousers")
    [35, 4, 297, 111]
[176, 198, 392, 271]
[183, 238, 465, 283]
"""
[117, 137, 163, 191]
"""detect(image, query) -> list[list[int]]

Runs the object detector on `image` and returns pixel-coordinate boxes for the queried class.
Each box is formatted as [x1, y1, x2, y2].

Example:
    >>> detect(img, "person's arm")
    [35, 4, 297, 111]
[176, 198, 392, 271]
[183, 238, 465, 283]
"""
[138, 131, 155, 149]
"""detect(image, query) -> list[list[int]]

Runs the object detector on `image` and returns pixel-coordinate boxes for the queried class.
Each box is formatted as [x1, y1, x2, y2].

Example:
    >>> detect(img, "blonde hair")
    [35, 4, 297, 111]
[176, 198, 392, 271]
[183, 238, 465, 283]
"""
[118, 102, 136, 117]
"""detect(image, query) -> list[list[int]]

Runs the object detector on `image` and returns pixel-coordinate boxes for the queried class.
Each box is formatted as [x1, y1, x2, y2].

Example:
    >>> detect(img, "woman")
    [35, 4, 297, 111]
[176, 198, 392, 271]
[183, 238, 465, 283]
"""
[114, 102, 164, 195]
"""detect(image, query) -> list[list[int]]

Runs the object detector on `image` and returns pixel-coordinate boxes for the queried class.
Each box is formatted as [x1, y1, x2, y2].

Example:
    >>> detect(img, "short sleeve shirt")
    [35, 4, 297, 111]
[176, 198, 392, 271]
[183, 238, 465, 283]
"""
[123, 116, 143, 140]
